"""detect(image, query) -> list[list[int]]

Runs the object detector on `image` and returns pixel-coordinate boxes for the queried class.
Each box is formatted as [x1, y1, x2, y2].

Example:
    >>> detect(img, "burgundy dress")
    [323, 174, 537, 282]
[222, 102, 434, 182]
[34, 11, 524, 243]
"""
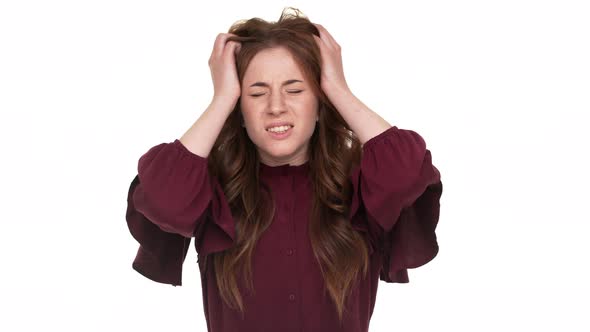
[125, 125, 443, 332]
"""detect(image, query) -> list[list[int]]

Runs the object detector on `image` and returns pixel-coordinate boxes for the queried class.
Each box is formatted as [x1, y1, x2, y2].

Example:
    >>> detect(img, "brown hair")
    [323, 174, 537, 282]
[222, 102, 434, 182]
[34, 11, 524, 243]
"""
[204, 7, 369, 323]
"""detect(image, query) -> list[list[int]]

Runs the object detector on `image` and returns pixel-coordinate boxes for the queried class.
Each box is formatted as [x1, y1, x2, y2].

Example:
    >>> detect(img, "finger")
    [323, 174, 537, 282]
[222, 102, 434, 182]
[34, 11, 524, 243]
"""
[312, 34, 325, 52]
[223, 34, 241, 59]
[211, 33, 236, 60]
[318, 24, 339, 49]
[223, 40, 241, 62]
[211, 34, 226, 60]
[234, 42, 242, 56]
[314, 24, 340, 51]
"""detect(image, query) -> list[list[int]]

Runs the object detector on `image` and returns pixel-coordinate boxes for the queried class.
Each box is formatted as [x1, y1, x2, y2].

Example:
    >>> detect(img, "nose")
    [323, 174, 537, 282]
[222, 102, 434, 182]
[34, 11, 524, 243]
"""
[268, 92, 286, 115]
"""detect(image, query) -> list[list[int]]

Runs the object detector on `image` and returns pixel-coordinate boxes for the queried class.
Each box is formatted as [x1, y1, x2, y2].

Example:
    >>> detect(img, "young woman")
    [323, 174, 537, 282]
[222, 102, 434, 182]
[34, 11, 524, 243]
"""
[125, 8, 443, 332]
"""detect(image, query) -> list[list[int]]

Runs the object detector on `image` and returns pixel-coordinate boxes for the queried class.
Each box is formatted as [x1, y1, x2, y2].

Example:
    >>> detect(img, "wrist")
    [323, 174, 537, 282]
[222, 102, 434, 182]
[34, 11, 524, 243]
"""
[325, 86, 356, 107]
[210, 94, 239, 111]
[324, 82, 352, 99]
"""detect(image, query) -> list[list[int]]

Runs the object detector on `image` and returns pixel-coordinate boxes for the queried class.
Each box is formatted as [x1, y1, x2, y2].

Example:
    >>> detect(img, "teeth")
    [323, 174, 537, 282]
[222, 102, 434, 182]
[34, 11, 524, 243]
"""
[267, 125, 292, 133]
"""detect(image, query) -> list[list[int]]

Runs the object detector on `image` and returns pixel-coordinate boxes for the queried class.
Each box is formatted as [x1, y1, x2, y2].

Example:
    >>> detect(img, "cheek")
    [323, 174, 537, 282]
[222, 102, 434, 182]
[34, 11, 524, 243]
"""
[304, 100, 319, 122]
[304, 97, 319, 113]
[240, 106, 255, 124]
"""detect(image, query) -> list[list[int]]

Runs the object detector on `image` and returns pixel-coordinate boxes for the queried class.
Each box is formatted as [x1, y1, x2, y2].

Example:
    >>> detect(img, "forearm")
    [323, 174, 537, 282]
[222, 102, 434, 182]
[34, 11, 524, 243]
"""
[179, 97, 237, 158]
[327, 87, 392, 145]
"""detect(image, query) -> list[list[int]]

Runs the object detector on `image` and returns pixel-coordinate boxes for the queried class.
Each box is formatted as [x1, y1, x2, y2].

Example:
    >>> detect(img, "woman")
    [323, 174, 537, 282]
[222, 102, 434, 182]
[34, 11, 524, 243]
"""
[126, 7, 443, 332]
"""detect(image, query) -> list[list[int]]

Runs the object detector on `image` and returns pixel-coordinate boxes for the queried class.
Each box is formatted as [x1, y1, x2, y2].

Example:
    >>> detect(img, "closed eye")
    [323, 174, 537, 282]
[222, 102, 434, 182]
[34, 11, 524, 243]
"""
[249, 90, 303, 97]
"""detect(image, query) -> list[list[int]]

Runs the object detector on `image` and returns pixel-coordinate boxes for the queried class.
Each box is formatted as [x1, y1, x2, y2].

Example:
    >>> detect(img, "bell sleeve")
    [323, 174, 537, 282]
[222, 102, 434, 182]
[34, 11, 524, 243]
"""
[125, 139, 236, 285]
[348, 126, 443, 283]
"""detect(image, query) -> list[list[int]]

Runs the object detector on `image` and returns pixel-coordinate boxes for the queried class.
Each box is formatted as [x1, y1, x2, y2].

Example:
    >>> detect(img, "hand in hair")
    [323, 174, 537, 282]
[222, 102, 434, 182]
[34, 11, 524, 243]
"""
[312, 23, 351, 98]
[208, 33, 242, 103]
[312, 23, 392, 143]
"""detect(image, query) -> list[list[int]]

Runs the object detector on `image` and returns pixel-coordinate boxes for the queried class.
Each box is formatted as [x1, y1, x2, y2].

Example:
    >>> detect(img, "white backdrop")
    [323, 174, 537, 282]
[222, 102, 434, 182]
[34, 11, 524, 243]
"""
[1, 0, 589, 331]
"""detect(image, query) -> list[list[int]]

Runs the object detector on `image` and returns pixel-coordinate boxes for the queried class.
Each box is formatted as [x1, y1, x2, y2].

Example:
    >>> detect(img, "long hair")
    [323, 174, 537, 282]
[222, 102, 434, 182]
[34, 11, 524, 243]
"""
[204, 7, 370, 323]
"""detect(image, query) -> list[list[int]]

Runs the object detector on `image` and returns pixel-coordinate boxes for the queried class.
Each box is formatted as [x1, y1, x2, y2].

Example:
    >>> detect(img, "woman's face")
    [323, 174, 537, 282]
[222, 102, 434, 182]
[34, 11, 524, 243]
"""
[240, 46, 319, 167]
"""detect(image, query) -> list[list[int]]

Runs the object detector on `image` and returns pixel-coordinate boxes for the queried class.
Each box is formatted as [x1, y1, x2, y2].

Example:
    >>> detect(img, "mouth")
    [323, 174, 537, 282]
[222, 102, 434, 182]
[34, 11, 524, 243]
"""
[265, 124, 294, 133]
[266, 125, 293, 139]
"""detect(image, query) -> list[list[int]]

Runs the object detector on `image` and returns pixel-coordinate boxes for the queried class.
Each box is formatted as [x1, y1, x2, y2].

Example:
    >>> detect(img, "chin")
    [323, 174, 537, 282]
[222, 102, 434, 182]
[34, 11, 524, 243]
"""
[262, 144, 297, 156]
[266, 148, 294, 158]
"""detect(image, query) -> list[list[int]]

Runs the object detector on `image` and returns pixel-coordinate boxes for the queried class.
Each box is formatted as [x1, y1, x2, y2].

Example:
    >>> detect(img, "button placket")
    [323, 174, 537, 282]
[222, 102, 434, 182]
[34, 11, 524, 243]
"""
[281, 171, 298, 308]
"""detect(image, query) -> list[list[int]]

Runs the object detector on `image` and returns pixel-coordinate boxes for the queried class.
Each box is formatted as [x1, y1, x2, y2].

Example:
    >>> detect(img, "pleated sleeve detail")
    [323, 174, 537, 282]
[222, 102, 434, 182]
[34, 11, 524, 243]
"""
[348, 126, 443, 283]
[125, 139, 236, 285]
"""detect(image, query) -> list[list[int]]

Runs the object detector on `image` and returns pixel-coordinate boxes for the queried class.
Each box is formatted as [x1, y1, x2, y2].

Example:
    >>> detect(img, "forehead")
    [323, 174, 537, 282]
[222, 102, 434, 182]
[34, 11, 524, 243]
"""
[243, 47, 306, 83]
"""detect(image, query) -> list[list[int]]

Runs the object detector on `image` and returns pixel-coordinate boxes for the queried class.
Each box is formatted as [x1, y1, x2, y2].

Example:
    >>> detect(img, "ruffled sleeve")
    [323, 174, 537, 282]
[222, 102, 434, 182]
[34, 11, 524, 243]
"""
[125, 139, 236, 286]
[348, 126, 443, 283]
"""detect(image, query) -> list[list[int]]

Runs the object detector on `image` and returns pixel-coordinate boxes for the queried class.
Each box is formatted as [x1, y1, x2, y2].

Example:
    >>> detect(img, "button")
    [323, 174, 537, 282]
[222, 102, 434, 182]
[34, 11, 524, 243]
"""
[288, 294, 295, 301]
[286, 248, 294, 256]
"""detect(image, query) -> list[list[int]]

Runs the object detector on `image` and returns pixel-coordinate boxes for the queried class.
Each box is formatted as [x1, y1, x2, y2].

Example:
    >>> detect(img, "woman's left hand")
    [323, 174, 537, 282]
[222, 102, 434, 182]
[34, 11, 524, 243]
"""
[312, 23, 352, 98]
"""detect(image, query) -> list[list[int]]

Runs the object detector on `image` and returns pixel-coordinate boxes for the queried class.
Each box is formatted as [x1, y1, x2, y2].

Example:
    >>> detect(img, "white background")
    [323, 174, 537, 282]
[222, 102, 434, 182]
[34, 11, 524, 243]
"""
[1, 0, 589, 331]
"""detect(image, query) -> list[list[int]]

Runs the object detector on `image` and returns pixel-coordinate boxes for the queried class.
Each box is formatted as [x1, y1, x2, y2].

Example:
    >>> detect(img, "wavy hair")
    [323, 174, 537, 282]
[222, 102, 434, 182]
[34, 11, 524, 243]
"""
[203, 7, 370, 323]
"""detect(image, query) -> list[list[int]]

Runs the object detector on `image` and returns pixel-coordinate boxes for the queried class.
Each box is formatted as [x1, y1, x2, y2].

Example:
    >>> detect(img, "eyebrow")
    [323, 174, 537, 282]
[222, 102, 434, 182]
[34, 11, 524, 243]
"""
[249, 79, 303, 88]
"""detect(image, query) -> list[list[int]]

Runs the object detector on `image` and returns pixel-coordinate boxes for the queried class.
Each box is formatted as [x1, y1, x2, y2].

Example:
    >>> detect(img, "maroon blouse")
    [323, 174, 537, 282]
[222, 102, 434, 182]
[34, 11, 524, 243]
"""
[125, 125, 443, 332]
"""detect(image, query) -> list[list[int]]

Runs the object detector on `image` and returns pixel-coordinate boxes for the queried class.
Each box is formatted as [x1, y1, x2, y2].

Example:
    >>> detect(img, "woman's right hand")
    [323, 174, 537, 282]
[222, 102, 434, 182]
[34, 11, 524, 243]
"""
[208, 33, 242, 104]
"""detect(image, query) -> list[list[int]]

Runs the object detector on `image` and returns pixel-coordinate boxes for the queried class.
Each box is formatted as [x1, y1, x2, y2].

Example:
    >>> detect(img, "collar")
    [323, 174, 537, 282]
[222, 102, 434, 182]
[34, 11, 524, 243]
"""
[259, 160, 310, 177]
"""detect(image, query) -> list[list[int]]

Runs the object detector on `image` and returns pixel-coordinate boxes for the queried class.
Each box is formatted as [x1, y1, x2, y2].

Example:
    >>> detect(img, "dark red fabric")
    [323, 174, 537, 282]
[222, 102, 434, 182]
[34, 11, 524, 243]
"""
[125, 125, 443, 331]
